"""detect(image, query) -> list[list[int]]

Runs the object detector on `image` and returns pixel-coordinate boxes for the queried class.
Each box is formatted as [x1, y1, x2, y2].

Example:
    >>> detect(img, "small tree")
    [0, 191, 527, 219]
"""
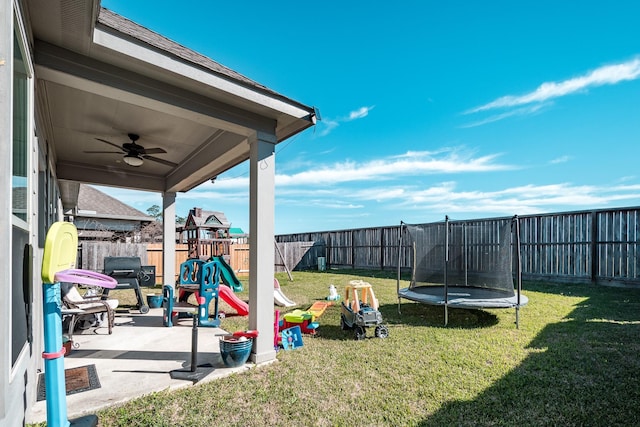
[147, 205, 162, 220]
[147, 205, 186, 223]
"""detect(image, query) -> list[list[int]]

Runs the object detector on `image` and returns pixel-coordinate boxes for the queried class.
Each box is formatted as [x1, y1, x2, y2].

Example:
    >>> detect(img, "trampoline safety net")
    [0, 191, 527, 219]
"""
[406, 218, 515, 296]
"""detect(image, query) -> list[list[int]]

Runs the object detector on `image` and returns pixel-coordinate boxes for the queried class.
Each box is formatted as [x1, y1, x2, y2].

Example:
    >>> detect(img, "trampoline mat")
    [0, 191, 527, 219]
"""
[398, 285, 528, 309]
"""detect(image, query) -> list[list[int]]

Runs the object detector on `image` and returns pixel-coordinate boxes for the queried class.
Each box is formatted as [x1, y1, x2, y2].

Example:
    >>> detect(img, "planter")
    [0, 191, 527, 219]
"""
[146, 294, 163, 309]
[220, 337, 252, 367]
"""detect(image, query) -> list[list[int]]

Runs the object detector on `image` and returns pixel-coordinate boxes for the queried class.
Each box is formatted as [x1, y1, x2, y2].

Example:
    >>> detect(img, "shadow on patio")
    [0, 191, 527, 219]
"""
[27, 308, 252, 424]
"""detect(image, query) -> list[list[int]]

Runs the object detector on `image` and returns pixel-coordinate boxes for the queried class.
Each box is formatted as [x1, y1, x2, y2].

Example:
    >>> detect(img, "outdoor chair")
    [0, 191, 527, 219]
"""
[60, 282, 118, 341]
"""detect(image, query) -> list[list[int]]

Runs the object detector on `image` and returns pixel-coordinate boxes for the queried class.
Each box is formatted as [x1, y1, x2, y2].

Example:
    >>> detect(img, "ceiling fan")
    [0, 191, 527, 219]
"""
[84, 133, 177, 167]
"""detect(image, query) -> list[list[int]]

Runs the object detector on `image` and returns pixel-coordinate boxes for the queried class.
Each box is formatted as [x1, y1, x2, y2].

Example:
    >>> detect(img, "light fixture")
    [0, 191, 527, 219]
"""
[123, 154, 144, 167]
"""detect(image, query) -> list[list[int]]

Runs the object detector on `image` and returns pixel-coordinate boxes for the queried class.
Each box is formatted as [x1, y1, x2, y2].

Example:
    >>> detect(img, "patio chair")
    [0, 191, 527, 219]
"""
[60, 282, 118, 341]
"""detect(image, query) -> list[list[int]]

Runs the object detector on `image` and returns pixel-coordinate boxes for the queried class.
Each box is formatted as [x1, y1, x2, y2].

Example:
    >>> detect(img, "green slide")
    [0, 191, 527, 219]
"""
[213, 256, 243, 292]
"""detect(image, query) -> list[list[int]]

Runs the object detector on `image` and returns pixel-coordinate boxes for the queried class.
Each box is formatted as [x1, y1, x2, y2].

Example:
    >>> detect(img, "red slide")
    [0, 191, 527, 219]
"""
[219, 284, 249, 316]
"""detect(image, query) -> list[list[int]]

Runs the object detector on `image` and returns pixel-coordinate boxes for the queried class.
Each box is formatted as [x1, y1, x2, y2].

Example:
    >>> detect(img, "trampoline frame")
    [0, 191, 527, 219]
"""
[397, 215, 527, 328]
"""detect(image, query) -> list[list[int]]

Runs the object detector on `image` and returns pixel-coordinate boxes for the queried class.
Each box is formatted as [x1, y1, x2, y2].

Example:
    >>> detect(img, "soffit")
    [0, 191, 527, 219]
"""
[25, 0, 316, 204]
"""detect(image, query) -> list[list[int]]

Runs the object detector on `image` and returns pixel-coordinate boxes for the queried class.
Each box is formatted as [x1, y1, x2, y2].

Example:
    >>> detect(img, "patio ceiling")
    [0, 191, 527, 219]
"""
[25, 1, 317, 209]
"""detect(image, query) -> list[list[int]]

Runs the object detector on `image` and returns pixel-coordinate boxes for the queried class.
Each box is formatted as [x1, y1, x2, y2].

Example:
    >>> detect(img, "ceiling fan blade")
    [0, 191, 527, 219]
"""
[95, 138, 126, 152]
[143, 155, 178, 167]
[140, 147, 167, 155]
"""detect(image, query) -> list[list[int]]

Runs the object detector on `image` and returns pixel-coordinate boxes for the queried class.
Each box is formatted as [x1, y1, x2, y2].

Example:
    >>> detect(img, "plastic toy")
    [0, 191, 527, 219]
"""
[274, 278, 296, 307]
[340, 280, 388, 340]
[281, 309, 319, 335]
[281, 326, 303, 350]
[326, 284, 340, 301]
[307, 301, 333, 318]
[274, 310, 281, 349]
[163, 258, 221, 327]
[41, 221, 117, 427]
[232, 329, 259, 339]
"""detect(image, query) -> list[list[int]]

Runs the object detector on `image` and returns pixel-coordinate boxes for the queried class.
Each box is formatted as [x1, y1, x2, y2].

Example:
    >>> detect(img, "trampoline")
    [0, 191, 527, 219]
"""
[397, 215, 528, 327]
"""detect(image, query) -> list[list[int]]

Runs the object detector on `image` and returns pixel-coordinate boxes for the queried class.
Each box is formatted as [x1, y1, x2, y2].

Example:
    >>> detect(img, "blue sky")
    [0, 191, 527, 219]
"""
[98, 1, 640, 234]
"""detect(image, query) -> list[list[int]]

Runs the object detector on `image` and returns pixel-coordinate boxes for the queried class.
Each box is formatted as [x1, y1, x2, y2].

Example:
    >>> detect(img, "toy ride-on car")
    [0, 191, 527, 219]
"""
[340, 280, 389, 340]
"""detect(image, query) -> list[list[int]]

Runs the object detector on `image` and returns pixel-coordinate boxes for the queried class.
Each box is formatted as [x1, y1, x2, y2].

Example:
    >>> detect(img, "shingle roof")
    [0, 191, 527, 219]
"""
[77, 185, 153, 220]
[189, 208, 230, 229]
[98, 8, 278, 97]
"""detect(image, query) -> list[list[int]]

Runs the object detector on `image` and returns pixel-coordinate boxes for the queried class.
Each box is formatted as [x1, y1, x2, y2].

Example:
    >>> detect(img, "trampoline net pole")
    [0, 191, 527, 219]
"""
[397, 222, 404, 314]
[444, 215, 449, 326]
[464, 223, 468, 287]
[515, 215, 522, 329]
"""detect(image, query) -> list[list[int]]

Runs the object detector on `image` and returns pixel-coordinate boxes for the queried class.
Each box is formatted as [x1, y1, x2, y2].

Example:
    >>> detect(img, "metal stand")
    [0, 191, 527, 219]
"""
[169, 310, 214, 383]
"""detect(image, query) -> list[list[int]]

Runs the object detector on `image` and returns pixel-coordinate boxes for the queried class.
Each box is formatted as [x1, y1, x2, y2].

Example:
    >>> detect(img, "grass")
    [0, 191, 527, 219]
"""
[32, 270, 640, 426]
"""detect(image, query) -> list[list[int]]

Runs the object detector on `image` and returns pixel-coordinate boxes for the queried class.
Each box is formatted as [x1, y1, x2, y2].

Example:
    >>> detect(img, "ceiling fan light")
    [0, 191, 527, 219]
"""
[123, 154, 144, 167]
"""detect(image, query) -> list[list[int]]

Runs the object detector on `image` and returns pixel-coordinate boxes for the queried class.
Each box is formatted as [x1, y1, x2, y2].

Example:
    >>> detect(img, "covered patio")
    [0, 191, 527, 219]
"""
[26, 307, 252, 424]
[28, 0, 317, 368]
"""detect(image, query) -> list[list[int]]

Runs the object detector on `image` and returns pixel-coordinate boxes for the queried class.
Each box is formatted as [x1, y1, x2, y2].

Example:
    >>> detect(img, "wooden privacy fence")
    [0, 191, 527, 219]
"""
[79, 206, 640, 286]
[146, 243, 252, 284]
[275, 241, 324, 273]
[275, 206, 640, 287]
[80, 241, 148, 271]
[79, 241, 320, 285]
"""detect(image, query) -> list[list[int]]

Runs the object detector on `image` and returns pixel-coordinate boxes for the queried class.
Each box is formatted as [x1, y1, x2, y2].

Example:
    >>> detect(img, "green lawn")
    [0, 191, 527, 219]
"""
[35, 270, 640, 426]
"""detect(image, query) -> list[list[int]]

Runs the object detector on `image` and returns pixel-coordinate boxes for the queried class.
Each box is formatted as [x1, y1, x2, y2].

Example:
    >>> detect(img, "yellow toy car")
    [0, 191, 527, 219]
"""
[340, 280, 388, 340]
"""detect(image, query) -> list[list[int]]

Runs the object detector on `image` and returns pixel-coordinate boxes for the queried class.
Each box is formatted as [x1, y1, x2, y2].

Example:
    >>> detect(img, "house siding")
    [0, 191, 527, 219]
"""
[2, 2, 48, 426]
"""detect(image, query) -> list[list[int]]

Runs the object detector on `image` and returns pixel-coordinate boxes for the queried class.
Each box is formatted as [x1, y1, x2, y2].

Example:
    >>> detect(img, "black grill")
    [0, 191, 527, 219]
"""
[102, 256, 149, 314]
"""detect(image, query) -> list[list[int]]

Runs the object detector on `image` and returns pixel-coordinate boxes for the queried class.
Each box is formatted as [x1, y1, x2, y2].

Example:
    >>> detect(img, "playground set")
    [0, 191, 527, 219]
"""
[162, 258, 249, 327]
[163, 259, 300, 327]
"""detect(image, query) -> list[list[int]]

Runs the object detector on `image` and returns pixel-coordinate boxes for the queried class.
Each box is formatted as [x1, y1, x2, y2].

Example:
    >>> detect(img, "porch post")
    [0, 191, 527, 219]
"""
[162, 192, 177, 290]
[248, 132, 276, 364]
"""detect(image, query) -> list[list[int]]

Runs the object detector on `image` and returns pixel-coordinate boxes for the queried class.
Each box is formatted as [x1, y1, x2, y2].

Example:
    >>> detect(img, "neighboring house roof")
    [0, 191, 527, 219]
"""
[76, 185, 153, 222]
[77, 230, 116, 239]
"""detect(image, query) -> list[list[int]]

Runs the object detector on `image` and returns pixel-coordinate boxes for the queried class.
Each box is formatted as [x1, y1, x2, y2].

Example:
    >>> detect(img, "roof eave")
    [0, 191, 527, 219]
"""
[94, 9, 318, 137]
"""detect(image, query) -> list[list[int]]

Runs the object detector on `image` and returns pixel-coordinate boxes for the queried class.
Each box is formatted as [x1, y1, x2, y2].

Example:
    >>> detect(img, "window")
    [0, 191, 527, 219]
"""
[11, 26, 33, 367]
[13, 33, 28, 221]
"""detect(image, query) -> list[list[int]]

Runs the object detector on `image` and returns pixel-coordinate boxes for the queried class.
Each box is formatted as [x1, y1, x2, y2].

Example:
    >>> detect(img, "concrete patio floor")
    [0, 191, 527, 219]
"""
[26, 307, 254, 424]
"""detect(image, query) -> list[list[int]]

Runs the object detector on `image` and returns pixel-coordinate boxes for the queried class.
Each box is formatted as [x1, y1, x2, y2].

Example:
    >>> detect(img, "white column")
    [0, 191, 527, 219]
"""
[248, 132, 276, 364]
[162, 192, 177, 290]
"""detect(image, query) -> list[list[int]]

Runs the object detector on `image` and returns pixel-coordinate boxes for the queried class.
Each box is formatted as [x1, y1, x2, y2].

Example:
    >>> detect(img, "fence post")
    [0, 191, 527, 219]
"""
[380, 228, 385, 270]
[351, 230, 355, 269]
[591, 211, 598, 283]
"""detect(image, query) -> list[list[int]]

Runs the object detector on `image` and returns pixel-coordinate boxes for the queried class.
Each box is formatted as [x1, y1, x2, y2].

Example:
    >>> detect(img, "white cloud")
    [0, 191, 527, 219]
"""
[275, 149, 513, 187]
[468, 57, 640, 114]
[285, 179, 640, 221]
[316, 201, 364, 209]
[318, 119, 339, 137]
[550, 155, 571, 164]
[391, 182, 640, 216]
[391, 148, 451, 159]
[177, 148, 640, 228]
[348, 106, 374, 120]
[316, 105, 374, 136]
[461, 103, 547, 128]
